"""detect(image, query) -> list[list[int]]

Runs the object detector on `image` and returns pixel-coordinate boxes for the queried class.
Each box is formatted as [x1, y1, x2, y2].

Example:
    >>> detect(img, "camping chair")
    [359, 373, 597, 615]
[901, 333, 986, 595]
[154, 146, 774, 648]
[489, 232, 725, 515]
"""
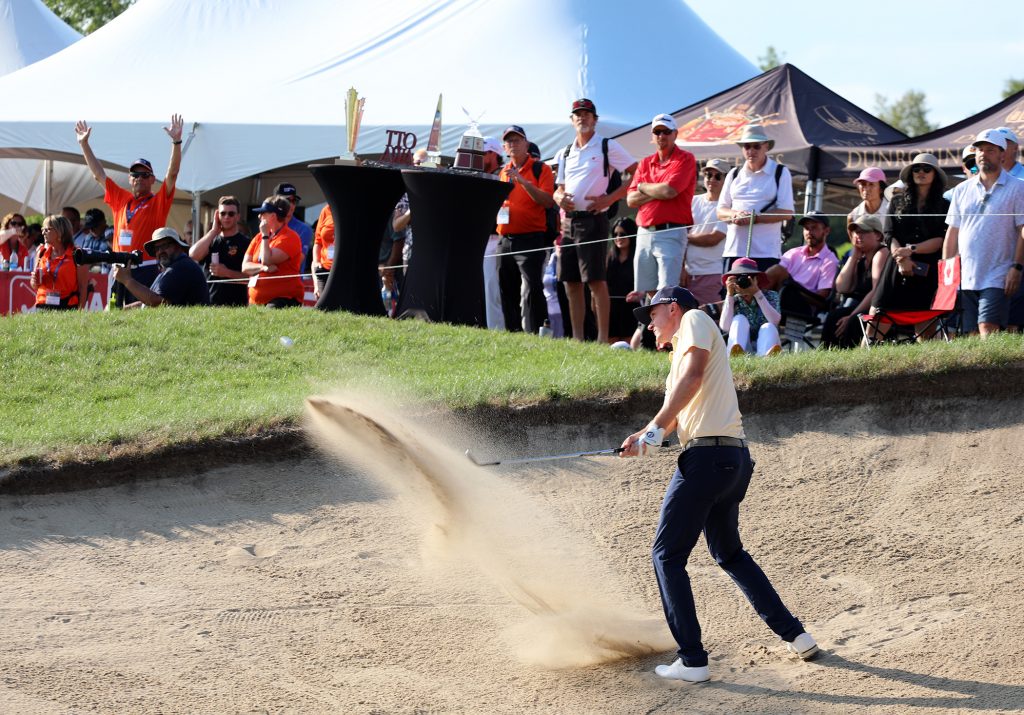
[778, 281, 831, 352]
[858, 308, 954, 346]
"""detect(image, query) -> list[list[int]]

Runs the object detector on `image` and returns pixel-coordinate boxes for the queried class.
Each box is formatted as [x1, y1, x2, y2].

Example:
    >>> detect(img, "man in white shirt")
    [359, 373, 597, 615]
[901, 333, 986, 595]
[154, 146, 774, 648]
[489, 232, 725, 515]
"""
[716, 125, 794, 272]
[943, 129, 1024, 336]
[995, 127, 1024, 180]
[685, 158, 729, 305]
[553, 98, 637, 343]
[622, 285, 818, 683]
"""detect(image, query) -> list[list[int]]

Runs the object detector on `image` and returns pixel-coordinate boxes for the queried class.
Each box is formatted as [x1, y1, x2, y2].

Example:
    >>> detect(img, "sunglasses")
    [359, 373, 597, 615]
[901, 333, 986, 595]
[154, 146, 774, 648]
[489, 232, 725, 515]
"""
[740, 143, 765, 151]
[703, 172, 724, 180]
[8, 221, 25, 227]
[218, 210, 238, 216]
[911, 165, 934, 174]
[652, 128, 674, 136]
[129, 171, 153, 179]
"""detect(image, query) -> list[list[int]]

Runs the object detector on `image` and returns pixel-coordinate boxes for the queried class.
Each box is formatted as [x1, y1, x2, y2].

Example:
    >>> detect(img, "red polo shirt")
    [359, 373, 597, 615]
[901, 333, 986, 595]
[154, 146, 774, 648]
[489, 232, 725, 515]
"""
[628, 146, 696, 227]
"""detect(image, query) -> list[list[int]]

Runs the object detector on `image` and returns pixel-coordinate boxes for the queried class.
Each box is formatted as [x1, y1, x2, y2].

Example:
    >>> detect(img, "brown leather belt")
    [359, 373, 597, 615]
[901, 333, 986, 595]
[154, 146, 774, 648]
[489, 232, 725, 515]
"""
[683, 436, 747, 450]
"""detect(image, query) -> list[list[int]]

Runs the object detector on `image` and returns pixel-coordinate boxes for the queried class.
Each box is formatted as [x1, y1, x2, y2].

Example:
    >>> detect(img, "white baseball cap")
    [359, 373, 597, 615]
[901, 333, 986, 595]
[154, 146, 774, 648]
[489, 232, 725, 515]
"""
[995, 126, 1020, 146]
[973, 129, 1007, 150]
[651, 113, 677, 131]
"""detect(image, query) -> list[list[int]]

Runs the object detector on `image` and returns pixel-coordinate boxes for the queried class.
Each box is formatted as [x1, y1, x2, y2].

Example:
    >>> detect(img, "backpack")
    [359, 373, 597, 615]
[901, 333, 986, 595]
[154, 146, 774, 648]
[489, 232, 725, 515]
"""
[560, 137, 623, 219]
[530, 160, 561, 242]
[725, 162, 794, 241]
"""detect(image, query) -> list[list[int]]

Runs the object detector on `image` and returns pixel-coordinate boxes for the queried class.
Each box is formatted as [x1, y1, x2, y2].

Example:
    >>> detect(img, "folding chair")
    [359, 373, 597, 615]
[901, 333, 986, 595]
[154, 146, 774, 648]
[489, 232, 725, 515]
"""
[778, 281, 830, 352]
[859, 308, 953, 346]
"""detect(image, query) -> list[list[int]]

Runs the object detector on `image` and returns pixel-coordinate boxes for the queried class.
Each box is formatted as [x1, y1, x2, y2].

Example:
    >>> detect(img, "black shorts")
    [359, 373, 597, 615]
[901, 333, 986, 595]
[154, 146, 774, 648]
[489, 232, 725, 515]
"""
[558, 212, 609, 283]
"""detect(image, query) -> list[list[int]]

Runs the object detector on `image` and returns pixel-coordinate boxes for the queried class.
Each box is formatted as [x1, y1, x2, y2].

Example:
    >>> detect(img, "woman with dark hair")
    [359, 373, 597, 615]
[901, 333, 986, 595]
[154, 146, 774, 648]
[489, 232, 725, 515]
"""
[871, 153, 950, 326]
[606, 217, 637, 342]
[0, 212, 29, 270]
[821, 216, 889, 348]
[30, 215, 88, 310]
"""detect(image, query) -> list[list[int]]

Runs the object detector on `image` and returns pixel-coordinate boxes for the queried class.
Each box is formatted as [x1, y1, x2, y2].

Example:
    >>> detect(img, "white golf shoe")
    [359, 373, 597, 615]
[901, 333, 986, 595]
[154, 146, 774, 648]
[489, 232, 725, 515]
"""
[654, 658, 710, 682]
[786, 632, 820, 660]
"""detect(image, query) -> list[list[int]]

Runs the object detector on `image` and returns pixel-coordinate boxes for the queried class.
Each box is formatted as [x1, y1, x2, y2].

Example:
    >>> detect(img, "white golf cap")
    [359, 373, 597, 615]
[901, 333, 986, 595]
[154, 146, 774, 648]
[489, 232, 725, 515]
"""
[973, 129, 1006, 149]
[962, 145, 976, 160]
[651, 113, 677, 131]
[703, 158, 731, 174]
[482, 136, 502, 156]
[995, 126, 1020, 145]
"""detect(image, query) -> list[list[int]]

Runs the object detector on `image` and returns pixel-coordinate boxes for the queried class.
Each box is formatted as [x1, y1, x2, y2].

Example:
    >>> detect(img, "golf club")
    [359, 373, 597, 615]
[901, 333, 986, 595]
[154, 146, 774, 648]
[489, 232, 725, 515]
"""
[466, 441, 671, 467]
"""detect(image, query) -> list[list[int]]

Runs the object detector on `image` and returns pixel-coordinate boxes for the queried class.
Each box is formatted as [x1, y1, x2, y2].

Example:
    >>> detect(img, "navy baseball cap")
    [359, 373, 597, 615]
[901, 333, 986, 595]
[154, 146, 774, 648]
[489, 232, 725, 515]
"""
[798, 211, 830, 227]
[129, 158, 154, 173]
[633, 286, 699, 325]
[502, 125, 527, 141]
[272, 182, 301, 201]
[252, 197, 290, 219]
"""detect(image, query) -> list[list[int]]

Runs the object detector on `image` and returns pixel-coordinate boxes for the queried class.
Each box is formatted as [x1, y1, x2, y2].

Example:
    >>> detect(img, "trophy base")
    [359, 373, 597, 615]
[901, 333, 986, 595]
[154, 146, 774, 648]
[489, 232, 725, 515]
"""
[335, 156, 361, 166]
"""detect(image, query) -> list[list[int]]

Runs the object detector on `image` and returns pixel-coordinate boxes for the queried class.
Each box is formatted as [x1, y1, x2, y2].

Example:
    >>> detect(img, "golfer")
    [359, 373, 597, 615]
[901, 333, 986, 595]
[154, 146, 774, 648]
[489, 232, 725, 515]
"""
[622, 285, 818, 682]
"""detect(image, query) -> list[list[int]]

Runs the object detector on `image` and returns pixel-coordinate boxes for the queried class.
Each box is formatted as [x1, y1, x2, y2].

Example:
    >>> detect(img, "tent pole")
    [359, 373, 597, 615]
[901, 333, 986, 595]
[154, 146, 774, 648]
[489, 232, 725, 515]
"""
[44, 159, 54, 215]
[814, 179, 824, 212]
[803, 179, 814, 215]
[191, 191, 201, 244]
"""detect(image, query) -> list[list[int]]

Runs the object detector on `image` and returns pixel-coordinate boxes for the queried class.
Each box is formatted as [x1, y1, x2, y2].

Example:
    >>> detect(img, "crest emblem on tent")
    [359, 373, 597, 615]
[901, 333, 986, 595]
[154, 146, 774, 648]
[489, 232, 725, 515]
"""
[675, 104, 785, 145]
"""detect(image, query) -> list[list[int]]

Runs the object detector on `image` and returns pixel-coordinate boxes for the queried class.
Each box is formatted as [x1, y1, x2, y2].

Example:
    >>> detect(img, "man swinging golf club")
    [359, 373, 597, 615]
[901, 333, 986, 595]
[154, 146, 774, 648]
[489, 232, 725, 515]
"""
[621, 285, 818, 682]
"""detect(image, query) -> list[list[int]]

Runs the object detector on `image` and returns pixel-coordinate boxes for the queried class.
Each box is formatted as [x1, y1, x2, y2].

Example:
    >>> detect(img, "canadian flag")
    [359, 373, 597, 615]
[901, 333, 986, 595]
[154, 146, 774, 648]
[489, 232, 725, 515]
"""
[931, 257, 960, 311]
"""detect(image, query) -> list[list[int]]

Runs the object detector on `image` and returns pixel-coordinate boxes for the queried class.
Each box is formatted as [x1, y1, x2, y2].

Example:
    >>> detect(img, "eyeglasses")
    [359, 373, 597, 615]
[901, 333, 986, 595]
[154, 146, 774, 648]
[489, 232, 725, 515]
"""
[911, 166, 934, 174]
[41, 226, 55, 232]
[703, 172, 724, 180]
[218, 210, 238, 216]
[652, 128, 674, 136]
[129, 171, 153, 179]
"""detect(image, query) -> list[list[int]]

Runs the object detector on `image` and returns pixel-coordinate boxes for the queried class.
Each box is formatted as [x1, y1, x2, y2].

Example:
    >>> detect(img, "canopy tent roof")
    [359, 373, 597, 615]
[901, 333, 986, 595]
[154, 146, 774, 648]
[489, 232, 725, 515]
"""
[0, 0, 758, 195]
[0, 0, 126, 214]
[613, 63, 907, 178]
[818, 89, 1024, 180]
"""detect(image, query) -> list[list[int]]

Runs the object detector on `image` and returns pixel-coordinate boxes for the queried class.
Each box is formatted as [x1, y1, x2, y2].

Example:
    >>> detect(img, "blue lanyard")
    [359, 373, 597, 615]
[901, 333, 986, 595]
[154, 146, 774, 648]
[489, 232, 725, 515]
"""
[125, 194, 154, 224]
[47, 250, 68, 285]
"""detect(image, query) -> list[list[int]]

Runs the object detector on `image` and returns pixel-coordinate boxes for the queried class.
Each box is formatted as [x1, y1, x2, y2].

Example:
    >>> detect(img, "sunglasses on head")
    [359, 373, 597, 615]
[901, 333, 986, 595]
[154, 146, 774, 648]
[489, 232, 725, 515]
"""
[129, 171, 153, 179]
[911, 165, 934, 174]
[652, 128, 673, 136]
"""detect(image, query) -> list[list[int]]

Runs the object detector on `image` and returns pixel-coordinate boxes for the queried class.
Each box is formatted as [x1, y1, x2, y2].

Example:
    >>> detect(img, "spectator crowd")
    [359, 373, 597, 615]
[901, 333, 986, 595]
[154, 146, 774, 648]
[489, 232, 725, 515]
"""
[3, 110, 1023, 345]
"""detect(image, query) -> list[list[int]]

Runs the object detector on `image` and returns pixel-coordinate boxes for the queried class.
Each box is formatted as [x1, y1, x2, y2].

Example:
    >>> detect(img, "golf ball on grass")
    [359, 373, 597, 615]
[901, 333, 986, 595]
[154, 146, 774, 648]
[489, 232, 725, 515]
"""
[279, 336, 294, 348]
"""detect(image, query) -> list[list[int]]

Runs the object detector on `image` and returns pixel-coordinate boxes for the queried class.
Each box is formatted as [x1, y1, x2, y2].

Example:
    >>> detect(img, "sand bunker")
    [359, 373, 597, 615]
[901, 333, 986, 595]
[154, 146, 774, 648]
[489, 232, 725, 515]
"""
[2, 395, 1023, 713]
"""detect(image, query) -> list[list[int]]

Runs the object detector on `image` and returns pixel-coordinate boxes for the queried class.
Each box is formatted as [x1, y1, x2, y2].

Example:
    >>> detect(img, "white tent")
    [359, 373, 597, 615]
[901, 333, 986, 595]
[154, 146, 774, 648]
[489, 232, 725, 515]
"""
[0, 0, 756, 196]
[0, 0, 131, 214]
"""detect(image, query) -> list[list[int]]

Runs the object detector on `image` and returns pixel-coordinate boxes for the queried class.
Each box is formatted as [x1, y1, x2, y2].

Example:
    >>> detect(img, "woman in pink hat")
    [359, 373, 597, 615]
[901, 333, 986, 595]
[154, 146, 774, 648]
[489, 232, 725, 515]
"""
[848, 167, 889, 235]
[718, 256, 782, 356]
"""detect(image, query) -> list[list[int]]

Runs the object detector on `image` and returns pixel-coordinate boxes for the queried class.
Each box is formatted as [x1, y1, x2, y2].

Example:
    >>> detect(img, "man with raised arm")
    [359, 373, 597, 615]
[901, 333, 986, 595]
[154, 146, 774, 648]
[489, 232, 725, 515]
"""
[75, 114, 184, 307]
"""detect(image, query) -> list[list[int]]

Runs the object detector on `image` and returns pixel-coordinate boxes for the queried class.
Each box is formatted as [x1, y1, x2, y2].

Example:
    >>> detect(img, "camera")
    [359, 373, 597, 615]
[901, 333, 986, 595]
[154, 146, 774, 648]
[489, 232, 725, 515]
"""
[736, 275, 752, 289]
[74, 248, 143, 266]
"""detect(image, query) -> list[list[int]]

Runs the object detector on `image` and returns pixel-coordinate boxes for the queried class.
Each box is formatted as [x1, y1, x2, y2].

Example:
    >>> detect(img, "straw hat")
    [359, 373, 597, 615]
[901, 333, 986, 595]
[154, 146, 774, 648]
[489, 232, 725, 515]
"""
[898, 153, 947, 188]
[735, 124, 775, 150]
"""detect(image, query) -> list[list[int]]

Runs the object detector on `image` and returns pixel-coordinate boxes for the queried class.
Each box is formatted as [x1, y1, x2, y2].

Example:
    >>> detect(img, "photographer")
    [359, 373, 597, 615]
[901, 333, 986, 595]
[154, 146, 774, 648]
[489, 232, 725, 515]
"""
[111, 228, 209, 308]
[719, 257, 782, 357]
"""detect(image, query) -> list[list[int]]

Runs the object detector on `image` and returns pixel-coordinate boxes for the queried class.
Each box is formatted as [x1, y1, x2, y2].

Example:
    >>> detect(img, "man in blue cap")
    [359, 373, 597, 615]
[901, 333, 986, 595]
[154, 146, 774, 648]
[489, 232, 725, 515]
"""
[623, 285, 818, 682]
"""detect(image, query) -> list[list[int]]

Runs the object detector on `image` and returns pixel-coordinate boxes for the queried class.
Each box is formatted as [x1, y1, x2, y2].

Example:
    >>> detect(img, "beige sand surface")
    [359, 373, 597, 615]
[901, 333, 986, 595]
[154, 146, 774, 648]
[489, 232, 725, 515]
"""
[2, 396, 1023, 714]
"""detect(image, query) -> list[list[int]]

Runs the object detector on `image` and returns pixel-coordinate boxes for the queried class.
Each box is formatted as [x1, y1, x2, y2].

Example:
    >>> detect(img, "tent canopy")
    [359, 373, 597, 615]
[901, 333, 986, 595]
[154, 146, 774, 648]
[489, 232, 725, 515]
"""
[818, 89, 1024, 179]
[0, 0, 79, 75]
[0, 0, 758, 194]
[614, 64, 907, 178]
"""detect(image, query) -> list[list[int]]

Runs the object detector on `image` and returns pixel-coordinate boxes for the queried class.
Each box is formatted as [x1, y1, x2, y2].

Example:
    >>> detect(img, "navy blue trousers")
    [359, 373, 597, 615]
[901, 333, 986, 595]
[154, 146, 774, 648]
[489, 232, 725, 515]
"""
[652, 444, 804, 666]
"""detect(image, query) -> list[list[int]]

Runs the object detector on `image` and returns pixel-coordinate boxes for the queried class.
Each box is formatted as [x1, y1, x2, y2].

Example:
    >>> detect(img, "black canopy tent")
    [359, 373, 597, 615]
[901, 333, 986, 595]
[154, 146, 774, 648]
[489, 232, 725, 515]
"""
[612, 64, 907, 211]
[818, 89, 1024, 180]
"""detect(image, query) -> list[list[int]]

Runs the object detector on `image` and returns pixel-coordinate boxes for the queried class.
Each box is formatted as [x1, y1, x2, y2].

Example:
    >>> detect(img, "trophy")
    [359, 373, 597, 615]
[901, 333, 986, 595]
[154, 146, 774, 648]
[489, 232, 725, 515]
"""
[421, 94, 443, 168]
[339, 87, 365, 165]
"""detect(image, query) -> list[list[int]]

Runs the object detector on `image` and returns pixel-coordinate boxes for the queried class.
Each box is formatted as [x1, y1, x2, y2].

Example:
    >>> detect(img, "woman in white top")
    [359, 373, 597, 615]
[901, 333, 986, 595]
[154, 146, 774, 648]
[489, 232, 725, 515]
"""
[847, 167, 889, 236]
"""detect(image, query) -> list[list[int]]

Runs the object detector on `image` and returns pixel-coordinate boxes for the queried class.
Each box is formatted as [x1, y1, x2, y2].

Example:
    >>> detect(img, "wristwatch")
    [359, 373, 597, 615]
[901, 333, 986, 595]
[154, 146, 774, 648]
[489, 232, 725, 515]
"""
[909, 244, 917, 254]
[1012, 263, 1024, 271]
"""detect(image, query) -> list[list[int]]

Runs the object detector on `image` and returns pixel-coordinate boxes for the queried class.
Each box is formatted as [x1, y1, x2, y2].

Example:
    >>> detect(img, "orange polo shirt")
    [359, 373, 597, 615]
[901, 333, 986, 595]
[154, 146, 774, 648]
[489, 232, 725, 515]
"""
[244, 226, 304, 305]
[105, 177, 175, 259]
[497, 157, 554, 236]
[314, 205, 335, 271]
[34, 245, 80, 307]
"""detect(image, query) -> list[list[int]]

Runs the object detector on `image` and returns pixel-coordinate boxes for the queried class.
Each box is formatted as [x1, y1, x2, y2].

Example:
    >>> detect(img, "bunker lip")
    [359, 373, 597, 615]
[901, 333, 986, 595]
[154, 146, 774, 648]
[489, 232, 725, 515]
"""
[3, 363, 1024, 495]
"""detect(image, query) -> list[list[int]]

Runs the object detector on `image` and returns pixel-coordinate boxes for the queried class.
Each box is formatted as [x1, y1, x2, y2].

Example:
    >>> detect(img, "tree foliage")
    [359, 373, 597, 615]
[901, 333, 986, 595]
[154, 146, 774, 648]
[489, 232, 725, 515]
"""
[1004, 78, 1024, 99]
[43, 0, 133, 35]
[874, 90, 937, 138]
[757, 46, 785, 72]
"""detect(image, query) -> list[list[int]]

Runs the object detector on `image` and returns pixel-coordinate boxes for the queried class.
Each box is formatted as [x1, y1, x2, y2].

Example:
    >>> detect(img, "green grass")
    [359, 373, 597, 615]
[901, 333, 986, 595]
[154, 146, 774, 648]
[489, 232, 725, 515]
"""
[2, 308, 1022, 467]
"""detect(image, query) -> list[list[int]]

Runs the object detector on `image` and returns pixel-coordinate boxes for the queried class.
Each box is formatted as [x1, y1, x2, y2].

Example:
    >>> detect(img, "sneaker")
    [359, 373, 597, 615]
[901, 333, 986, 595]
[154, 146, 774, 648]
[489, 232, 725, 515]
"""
[786, 632, 819, 660]
[766, 344, 782, 357]
[654, 658, 710, 682]
[729, 343, 745, 357]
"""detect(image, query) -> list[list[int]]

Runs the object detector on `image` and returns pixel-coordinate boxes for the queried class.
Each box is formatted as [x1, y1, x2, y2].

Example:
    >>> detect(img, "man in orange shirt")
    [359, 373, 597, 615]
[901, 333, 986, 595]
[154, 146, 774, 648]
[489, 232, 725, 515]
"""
[241, 197, 304, 308]
[496, 125, 555, 334]
[311, 204, 334, 298]
[75, 114, 183, 307]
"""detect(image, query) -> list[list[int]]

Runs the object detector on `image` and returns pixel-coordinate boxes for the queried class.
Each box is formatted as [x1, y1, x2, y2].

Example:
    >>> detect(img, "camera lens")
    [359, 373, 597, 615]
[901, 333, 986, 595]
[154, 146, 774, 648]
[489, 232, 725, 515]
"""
[737, 275, 751, 288]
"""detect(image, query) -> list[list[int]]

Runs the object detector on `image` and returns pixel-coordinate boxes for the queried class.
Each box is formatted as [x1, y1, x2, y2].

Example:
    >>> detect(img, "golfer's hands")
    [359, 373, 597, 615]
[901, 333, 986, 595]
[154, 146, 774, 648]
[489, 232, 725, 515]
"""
[620, 423, 665, 458]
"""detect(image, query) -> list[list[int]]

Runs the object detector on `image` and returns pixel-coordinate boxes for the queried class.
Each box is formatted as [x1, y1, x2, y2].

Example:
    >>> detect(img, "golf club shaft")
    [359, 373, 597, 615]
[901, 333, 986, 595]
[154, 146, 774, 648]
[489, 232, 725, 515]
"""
[467, 441, 671, 467]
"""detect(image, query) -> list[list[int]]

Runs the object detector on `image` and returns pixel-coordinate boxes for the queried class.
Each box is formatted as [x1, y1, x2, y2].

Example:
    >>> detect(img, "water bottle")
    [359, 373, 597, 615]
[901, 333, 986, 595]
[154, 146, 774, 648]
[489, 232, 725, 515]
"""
[538, 319, 553, 338]
[381, 288, 392, 317]
[8, 253, 18, 271]
[1, 259, 8, 271]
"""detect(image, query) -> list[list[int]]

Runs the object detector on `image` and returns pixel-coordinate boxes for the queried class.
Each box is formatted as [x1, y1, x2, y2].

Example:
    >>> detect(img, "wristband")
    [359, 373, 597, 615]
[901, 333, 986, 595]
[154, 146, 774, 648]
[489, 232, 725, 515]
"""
[172, 140, 182, 145]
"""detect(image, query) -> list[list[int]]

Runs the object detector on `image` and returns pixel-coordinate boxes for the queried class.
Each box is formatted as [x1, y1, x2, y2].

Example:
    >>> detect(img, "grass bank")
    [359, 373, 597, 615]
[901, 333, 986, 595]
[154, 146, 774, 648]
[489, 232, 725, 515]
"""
[2, 307, 1022, 468]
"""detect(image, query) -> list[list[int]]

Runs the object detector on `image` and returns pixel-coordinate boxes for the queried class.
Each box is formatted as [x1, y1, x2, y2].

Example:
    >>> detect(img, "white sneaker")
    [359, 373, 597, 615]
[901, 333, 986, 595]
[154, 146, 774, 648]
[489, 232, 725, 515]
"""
[786, 632, 819, 660]
[654, 658, 710, 682]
